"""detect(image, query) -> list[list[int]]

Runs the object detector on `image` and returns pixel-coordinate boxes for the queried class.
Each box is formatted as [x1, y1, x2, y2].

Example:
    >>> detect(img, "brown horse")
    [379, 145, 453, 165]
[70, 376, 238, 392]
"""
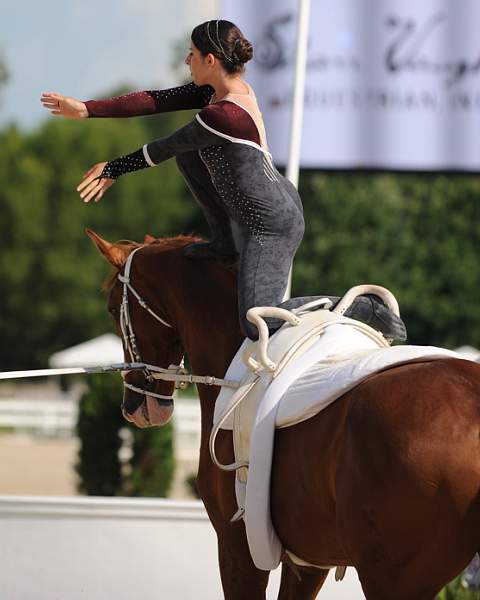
[88, 229, 480, 600]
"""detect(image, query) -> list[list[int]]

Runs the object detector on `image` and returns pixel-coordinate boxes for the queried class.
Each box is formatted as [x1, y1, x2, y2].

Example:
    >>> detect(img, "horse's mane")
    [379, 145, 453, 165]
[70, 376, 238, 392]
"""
[102, 234, 200, 291]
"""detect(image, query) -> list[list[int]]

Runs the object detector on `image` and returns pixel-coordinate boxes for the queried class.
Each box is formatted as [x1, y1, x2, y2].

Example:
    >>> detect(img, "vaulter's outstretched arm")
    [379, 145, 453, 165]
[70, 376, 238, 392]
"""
[77, 107, 225, 203]
[104, 114, 225, 177]
[41, 82, 214, 119]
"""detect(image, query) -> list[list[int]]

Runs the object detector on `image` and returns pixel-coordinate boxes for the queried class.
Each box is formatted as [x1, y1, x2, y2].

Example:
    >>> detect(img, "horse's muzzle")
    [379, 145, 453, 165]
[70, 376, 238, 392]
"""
[122, 380, 174, 428]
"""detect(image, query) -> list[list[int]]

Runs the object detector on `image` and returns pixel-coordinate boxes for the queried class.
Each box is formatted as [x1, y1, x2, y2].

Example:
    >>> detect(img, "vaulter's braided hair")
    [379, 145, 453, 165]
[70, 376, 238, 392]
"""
[191, 20, 253, 75]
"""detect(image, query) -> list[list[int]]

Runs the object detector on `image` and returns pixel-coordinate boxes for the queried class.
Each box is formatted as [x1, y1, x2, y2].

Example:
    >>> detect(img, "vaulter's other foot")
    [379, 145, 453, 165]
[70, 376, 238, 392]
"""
[182, 241, 239, 263]
[344, 295, 407, 342]
[278, 294, 407, 342]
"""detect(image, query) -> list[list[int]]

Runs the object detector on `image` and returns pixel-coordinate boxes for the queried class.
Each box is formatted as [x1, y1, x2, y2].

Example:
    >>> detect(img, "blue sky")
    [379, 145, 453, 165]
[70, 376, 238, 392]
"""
[0, 0, 217, 130]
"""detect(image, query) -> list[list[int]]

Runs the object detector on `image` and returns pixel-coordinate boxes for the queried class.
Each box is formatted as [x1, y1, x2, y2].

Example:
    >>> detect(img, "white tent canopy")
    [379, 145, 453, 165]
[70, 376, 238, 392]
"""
[49, 334, 124, 368]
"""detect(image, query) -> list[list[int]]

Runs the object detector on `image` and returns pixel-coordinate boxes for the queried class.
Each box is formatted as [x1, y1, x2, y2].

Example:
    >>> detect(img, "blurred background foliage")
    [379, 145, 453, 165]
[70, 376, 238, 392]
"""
[437, 576, 480, 600]
[76, 373, 174, 498]
[0, 84, 203, 369]
[0, 88, 479, 369]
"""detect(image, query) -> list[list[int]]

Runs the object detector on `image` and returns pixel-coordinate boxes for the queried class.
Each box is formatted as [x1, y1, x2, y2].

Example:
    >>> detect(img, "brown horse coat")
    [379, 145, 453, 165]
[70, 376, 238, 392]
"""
[89, 230, 480, 600]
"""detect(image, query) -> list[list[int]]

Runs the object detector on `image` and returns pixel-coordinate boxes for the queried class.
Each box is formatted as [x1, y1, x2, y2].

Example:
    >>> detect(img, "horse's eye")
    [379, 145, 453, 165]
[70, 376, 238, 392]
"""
[109, 307, 118, 318]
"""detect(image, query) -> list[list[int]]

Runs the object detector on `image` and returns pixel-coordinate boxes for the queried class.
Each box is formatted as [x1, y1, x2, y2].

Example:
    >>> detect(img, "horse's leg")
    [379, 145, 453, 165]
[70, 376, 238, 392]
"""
[200, 430, 270, 600]
[277, 564, 329, 599]
[217, 529, 270, 600]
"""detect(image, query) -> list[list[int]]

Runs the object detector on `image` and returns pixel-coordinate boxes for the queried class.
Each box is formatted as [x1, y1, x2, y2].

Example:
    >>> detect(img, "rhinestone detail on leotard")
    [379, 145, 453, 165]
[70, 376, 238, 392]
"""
[99, 149, 149, 180]
[199, 145, 265, 244]
[145, 83, 214, 109]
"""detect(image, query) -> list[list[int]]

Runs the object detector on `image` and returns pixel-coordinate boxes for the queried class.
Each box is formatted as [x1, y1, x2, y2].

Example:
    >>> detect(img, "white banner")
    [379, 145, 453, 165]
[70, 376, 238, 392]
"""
[221, 0, 480, 171]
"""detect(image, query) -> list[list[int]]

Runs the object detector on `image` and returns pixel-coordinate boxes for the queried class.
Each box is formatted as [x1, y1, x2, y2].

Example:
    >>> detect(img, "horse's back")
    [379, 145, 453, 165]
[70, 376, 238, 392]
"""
[340, 357, 480, 477]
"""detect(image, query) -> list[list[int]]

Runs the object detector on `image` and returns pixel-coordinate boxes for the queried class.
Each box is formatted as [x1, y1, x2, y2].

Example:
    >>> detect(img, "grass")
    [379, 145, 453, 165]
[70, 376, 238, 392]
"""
[437, 576, 480, 600]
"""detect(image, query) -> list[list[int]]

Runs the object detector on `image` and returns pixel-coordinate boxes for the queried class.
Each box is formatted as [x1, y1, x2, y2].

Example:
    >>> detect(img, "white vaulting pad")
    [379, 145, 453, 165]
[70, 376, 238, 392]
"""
[214, 323, 383, 430]
[276, 343, 461, 428]
[214, 323, 460, 432]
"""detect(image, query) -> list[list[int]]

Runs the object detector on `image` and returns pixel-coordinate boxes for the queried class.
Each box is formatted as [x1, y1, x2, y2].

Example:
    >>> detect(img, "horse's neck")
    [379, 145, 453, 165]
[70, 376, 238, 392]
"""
[182, 315, 243, 451]
[166, 257, 243, 464]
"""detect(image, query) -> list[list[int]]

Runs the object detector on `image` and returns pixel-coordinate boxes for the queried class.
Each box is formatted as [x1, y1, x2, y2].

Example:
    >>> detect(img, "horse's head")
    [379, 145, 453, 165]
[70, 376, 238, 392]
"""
[87, 228, 192, 429]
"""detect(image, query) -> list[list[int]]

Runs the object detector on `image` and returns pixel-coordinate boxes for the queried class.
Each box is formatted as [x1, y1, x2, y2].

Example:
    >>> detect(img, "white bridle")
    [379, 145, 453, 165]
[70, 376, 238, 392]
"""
[117, 248, 239, 403]
[118, 247, 175, 403]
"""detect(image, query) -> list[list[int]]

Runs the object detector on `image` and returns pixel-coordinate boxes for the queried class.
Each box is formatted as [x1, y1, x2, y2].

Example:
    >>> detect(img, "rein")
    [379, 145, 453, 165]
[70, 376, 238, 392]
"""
[0, 361, 239, 387]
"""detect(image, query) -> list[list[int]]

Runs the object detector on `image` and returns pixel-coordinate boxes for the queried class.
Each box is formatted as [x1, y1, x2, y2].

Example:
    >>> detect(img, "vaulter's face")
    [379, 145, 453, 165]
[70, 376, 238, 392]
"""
[185, 41, 211, 85]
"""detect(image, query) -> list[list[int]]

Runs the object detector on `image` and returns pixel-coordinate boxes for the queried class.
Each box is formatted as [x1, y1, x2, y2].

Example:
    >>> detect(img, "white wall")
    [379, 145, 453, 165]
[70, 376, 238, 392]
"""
[0, 496, 365, 599]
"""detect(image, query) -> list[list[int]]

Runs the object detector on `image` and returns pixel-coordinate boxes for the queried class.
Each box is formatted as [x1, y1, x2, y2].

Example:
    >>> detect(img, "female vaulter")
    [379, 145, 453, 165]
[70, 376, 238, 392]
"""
[41, 19, 405, 342]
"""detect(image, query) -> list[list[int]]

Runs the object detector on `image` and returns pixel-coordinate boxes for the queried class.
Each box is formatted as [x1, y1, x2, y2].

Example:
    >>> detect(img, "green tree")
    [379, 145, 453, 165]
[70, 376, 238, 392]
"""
[128, 423, 175, 497]
[294, 171, 480, 348]
[0, 90, 200, 370]
[76, 373, 175, 498]
[76, 374, 124, 495]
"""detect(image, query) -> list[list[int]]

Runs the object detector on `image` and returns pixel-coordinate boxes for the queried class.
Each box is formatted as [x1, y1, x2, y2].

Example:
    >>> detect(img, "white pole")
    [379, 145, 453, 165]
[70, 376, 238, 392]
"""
[283, 0, 311, 300]
[286, 0, 311, 188]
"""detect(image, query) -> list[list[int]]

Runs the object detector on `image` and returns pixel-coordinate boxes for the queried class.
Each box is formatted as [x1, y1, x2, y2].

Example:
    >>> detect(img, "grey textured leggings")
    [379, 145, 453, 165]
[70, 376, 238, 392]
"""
[176, 151, 305, 339]
[238, 232, 302, 340]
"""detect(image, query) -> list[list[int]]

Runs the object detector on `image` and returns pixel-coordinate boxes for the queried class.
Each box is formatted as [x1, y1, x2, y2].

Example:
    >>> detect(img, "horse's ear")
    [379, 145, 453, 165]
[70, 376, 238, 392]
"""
[85, 228, 130, 267]
[143, 234, 156, 244]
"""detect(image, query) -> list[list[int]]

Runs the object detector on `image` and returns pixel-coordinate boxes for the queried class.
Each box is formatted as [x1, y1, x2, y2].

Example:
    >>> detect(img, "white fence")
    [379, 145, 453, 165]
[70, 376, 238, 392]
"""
[0, 495, 365, 599]
[0, 395, 200, 444]
[0, 398, 78, 436]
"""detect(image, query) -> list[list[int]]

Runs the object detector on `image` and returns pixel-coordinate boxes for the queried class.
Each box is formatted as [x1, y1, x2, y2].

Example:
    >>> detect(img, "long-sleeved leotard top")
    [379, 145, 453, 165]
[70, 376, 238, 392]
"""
[90, 82, 303, 245]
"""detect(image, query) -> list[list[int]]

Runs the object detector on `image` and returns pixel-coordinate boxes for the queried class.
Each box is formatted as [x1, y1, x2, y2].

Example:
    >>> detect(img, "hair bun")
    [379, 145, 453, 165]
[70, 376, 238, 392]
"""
[191, 20, 252, 74]
[233, 37, 253, 65]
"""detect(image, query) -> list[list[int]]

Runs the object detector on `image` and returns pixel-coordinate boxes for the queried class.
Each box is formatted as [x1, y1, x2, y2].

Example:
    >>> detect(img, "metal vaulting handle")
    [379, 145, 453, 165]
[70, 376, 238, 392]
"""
[333, 285, 400, 318]
[245, 307, 301, 372]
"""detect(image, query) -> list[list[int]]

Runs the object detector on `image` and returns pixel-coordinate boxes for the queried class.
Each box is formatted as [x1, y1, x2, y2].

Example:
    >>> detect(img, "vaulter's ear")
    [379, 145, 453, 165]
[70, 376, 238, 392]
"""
[85, 228, 132, 268]
[143, 234, 156, 244]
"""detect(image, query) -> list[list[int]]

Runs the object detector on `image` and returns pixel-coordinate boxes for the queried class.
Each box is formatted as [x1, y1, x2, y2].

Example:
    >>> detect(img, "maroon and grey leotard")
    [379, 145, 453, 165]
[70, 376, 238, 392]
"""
[86, 81, 305, 340]
[86, 82, 406, 341]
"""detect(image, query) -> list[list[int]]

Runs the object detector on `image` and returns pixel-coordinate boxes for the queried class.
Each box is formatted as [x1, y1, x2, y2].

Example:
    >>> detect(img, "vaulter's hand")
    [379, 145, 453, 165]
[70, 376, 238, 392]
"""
[77, 163, 115, 203]
[41, 92, 89, 119]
